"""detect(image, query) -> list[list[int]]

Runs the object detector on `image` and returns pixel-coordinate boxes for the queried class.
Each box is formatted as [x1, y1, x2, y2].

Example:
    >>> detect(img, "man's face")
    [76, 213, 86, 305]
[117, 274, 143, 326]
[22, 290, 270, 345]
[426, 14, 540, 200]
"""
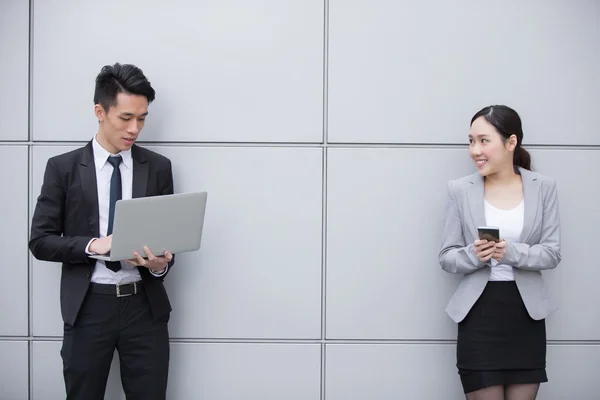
[95, 92, 149, 154]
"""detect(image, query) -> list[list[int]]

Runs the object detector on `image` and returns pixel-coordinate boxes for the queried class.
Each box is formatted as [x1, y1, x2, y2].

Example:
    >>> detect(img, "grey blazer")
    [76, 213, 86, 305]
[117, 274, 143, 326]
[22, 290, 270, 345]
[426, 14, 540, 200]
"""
[439, 167, 562, 323]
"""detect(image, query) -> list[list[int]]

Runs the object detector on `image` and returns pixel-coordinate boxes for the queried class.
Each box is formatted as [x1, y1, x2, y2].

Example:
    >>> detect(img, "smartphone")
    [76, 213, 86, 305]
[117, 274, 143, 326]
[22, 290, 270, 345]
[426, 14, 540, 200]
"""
[477, 226, 500, 243]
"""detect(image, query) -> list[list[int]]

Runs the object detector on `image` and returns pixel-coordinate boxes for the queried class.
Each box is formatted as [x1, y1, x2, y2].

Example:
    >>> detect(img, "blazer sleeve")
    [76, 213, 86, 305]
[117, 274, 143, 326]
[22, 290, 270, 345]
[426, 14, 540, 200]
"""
[438, 180, 486, 274]
[29, 158, 95, 264]
[502, 179, 562, 271]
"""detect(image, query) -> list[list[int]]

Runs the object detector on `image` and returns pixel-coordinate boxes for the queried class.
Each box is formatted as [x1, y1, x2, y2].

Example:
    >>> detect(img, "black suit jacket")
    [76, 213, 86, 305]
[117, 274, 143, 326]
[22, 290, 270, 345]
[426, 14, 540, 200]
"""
[29, 141, 176, 326]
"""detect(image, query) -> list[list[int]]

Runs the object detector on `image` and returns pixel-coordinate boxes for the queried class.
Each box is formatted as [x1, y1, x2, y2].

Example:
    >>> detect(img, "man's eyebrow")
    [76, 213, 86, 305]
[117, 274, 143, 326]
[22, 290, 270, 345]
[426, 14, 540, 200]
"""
[119, 111, 149, 117]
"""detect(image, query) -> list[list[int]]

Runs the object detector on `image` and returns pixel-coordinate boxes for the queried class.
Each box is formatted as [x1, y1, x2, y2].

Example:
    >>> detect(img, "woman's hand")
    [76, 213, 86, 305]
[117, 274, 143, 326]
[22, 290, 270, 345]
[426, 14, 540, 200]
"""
[492, 239, 506, 262]
[474, 239, 496, 263]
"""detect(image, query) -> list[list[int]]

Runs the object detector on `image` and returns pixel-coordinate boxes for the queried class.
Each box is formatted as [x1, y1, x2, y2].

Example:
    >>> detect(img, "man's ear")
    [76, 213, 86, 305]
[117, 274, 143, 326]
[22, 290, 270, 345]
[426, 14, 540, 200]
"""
[94, 104, 106, 123]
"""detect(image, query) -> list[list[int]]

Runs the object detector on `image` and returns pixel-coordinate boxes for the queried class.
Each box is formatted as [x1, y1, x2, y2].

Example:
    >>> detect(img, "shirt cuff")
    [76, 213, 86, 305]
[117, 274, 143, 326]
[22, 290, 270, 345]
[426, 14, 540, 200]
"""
[150, 265, 168, 277]
[85, 238, 97, 255]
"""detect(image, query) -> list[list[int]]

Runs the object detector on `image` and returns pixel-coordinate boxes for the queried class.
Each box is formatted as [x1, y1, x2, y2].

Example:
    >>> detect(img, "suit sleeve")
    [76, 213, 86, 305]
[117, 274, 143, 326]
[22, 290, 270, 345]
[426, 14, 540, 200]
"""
[150, 159, 176, 279]
[501, 179, 562, 271]
[438, 181, 486, 274]
[29, 158, 95, 264]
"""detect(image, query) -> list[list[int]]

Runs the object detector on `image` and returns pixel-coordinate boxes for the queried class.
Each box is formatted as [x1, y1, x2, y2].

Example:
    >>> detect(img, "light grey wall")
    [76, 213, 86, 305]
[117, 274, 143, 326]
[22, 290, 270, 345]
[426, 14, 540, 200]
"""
[1, 0, 598, 399]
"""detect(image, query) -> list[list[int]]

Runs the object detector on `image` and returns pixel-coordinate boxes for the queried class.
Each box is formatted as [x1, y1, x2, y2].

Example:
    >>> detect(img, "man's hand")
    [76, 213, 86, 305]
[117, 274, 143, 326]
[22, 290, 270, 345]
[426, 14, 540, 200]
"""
[89, 235, 112, 255]
[492, 239, 507, 262]
[126, 246, 173, 273]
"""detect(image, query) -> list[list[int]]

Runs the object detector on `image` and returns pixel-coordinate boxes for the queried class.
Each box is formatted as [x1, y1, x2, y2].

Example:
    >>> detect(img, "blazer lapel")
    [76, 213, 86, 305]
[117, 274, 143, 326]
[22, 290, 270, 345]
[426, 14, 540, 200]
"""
[466, 172, 486, 236]
[518, 167, 539, 243]
[79, 141, 100, 237]
[132, 145, 148, 198]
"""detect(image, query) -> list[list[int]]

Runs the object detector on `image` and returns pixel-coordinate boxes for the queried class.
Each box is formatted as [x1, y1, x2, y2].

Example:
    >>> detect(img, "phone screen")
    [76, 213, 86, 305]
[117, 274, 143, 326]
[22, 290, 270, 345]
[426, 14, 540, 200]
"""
[478, 227, 500, 243]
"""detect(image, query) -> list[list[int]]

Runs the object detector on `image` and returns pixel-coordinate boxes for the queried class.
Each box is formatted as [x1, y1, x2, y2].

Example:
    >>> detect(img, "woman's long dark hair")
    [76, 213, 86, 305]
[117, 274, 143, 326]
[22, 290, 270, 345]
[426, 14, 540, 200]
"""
[470, 105, 531, 170]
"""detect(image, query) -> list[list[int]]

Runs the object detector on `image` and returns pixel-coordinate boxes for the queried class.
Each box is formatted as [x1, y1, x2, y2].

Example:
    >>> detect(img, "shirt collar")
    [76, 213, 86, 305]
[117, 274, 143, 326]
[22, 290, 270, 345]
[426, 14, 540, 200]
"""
[92, 134, 133, 171]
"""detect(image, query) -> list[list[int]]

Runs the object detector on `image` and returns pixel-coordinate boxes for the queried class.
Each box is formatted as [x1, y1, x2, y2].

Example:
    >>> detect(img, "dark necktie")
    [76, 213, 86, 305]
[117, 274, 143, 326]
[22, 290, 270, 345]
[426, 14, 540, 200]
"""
[106, 155, 122, 272]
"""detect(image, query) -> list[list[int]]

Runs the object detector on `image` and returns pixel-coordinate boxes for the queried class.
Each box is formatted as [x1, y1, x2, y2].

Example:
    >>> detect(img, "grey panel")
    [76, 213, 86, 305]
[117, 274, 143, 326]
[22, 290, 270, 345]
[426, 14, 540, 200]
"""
[328, 0, 600, 145]
[149, 146, 323, 339]
[168, 343, 321, 399]
[31, 145, 323, 339]
[32, 0, 323, 143]
[326, 148, 473, 339]
[0, 341, 28, 400]
[0, 146, 29, 336]
[32, 342, 321, 400]
[32, 341, 125, 400]
[31, 146, 78, 336]
[528, 149, 600, 340]
[0, 1, 28, 141]
[325, 344, 463, 399]
[539, 345, 600, 399]
[31, 259, 63, 336]
[326, 343, 600, 399]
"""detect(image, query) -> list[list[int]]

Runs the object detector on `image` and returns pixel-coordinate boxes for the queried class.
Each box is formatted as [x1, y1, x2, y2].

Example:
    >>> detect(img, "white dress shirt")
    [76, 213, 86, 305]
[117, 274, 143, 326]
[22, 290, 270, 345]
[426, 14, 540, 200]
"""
[86, 135, 167, 284]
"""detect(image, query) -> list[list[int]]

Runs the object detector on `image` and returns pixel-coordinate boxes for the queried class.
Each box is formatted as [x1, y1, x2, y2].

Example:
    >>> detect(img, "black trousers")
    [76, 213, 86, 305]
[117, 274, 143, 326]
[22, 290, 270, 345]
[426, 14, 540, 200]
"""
[61, 284, 170, 400]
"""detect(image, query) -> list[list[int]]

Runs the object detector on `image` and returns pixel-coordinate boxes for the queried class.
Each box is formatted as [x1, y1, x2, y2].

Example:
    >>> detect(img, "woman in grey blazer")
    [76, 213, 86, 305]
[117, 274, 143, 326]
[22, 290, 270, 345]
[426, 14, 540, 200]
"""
[439, 105, 561, 400]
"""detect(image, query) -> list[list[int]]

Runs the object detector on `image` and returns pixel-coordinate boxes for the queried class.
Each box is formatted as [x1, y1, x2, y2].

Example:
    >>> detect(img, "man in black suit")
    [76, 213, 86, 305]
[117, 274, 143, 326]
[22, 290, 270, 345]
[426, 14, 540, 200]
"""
[30, 63, 175, 400]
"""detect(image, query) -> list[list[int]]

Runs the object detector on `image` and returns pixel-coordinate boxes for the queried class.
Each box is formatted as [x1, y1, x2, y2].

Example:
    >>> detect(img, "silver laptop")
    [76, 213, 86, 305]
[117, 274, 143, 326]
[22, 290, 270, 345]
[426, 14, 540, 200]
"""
[90, 191, 208, 261]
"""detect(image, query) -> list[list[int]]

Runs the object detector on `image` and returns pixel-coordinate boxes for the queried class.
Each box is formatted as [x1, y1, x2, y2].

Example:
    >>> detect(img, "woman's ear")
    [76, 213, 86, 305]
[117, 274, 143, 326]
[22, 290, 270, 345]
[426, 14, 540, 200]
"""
[506, 134, 518, 151]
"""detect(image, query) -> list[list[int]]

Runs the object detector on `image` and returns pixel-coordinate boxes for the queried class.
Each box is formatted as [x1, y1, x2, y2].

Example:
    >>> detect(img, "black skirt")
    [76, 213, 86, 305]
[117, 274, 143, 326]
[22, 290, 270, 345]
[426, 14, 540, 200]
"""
[457, 281, 547, 394]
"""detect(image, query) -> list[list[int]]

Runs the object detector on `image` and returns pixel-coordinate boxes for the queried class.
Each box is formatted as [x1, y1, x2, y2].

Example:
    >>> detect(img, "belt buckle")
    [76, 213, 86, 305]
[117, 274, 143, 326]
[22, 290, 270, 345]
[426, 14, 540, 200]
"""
[116, 282, 136, 297]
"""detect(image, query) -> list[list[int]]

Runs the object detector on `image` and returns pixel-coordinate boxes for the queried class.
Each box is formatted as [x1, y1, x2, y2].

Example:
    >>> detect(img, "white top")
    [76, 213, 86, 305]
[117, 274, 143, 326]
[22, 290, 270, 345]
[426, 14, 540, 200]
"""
[484, 199, 524, 281]
[86, 135, 167, 284]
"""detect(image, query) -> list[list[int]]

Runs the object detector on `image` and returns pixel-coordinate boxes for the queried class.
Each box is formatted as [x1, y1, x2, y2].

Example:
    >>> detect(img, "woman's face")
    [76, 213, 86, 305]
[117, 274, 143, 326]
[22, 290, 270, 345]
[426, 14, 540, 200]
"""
[468, 116, 516, 176]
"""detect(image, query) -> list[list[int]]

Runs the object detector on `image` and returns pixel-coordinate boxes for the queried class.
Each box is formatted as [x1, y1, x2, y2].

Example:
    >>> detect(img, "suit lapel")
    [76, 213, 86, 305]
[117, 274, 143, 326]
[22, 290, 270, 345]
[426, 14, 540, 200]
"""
[466, 172, 486, 236]
[518, 167, 539, 243]
[132, 145, 148, 198]
[79, 141, 100, 237]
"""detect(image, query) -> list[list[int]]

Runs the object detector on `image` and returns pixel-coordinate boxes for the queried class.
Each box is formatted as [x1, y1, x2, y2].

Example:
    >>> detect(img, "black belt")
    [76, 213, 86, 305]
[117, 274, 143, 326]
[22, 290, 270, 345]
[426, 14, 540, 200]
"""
[89, 281, 144, 297]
